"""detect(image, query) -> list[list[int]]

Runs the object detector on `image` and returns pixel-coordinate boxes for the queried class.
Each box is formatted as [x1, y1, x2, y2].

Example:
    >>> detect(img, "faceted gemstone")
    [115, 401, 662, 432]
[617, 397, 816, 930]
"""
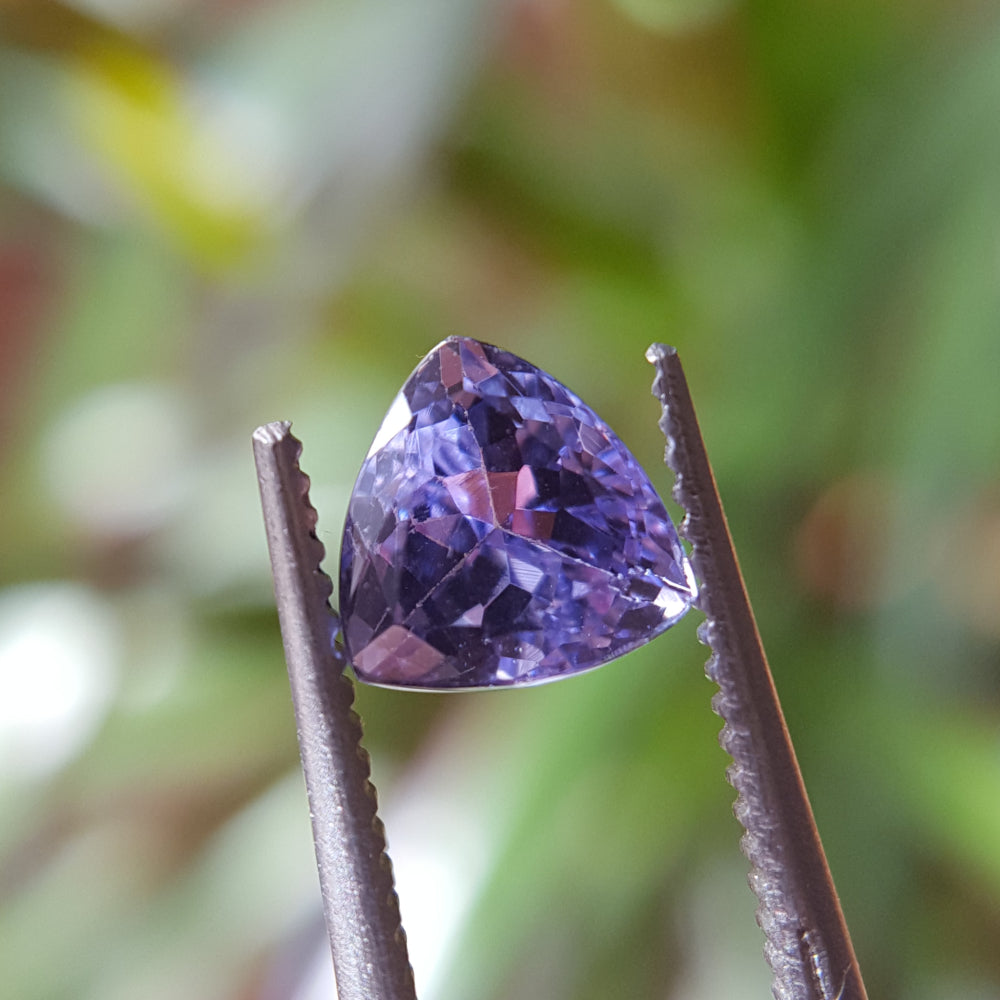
[338, 336, 696, 689]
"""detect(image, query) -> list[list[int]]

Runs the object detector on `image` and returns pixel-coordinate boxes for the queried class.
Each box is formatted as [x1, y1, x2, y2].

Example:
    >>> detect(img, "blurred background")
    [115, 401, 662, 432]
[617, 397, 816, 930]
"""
[2, 0, 1000, 998]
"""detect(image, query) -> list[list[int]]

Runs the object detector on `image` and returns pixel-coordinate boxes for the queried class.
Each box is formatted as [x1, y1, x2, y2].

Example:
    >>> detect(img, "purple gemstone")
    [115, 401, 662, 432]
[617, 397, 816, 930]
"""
[339, 337, 695, 689]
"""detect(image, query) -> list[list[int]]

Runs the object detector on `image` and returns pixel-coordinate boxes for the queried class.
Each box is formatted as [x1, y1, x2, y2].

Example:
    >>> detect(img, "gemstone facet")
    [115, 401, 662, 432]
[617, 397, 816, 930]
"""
[339, 337, 695, 689]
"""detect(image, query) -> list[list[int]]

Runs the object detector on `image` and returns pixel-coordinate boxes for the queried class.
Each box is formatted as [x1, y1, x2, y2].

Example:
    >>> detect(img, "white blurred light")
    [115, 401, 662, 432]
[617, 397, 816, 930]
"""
[388, 799, 485, 996]
[672, 858, 772, 1000]
[186, 81, 289, 214]
[41, 382, 193, 537]
[64, 0, 183, 34]
[0, 583, 119, 780]
[375, 719, 498, 1000]
[289, 716, 496, 1000]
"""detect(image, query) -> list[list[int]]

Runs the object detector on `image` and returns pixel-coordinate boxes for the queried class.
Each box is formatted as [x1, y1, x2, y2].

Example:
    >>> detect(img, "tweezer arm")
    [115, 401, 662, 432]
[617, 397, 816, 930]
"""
[253, 422, 416, 1000]
[648, 346, 867, 1000]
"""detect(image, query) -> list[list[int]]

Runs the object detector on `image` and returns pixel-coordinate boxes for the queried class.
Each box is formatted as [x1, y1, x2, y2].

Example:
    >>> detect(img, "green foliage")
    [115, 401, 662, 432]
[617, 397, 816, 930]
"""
[1, 1, 999, 998]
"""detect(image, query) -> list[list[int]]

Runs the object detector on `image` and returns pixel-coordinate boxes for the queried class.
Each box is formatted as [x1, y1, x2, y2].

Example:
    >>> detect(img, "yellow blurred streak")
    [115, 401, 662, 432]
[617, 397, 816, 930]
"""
[66, 38, 267, 270]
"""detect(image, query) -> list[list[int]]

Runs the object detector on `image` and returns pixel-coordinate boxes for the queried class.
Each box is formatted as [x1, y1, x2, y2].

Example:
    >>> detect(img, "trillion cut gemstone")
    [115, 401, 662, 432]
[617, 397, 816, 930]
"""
[339, 337, 695, 689]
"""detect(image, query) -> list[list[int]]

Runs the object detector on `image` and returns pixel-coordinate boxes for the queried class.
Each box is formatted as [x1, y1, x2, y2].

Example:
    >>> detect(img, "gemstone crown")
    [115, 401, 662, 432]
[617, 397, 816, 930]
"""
[339, 336, 695, 689]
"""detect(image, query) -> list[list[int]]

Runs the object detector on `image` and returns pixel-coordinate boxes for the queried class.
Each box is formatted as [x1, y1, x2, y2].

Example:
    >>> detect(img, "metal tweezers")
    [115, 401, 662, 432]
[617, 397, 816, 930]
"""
[253, 345, 869, 1000]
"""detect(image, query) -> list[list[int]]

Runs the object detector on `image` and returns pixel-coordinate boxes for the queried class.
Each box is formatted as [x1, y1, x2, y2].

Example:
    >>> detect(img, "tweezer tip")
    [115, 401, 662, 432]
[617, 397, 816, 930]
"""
[253, 420, 294, 447]
[645, 343, 677, 364]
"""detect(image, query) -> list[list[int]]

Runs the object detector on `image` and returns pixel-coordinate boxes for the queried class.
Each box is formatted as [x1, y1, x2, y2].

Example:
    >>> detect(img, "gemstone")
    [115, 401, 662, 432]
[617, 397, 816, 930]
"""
[338, 337, 695, 689]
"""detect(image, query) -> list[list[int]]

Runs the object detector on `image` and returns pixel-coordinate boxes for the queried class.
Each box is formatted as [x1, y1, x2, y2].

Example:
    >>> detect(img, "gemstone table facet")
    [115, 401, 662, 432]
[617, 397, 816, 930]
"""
[339, 337, 696, 689]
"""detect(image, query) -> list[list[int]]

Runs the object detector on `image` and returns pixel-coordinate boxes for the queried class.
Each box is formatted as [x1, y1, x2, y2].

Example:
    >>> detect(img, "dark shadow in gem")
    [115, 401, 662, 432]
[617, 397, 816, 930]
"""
[557, 470, 596, 507]
[615, 605, 664, 637]
[527, 468, 561, 507]
[346, 558, 389, 623]
[391, 569, 426, 618]
[422, 626, 476, 659]
[467, 398, 517, 446]
[627, 577, 662, 601]
[421, 554, 505, 626]
[482, 437, 522, 472]
[404, 531, 458, 587]
[482, 585, 533, 637]
[551, 511, 616, 562]
[518, 428, 560, 468]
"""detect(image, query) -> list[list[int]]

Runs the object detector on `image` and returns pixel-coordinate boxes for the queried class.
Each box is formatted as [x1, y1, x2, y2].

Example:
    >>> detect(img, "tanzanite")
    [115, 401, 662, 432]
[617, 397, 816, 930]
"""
[339, 337, 695, 689]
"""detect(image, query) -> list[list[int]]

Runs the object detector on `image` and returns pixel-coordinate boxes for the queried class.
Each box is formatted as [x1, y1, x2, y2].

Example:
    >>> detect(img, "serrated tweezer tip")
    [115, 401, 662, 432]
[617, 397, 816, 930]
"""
[647, 346, 867, 1000]
[253, 422, 416, 1000]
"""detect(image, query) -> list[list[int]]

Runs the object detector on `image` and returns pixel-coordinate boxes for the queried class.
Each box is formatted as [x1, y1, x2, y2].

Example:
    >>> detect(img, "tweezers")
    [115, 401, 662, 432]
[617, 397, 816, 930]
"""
[253, 344, 869, 1000]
